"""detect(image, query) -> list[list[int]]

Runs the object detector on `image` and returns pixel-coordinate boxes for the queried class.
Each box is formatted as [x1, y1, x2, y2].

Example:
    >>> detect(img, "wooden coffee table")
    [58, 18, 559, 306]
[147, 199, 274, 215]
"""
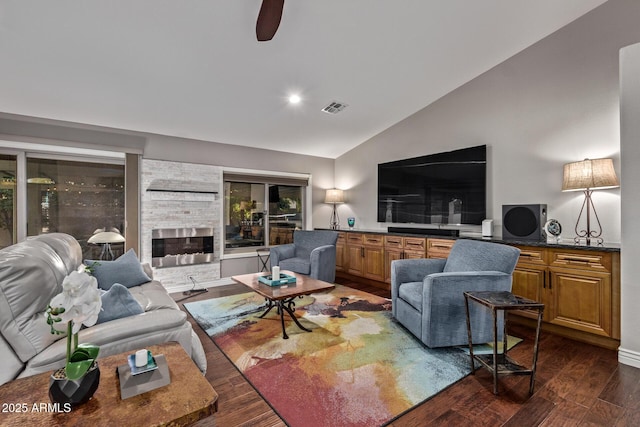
[232, 271, 335, 339]
[0, 342, 217, 427]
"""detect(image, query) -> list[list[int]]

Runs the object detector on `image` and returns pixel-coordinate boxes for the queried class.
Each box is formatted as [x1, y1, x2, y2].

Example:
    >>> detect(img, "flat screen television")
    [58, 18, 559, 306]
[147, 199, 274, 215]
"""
[377, 145, 486, 225]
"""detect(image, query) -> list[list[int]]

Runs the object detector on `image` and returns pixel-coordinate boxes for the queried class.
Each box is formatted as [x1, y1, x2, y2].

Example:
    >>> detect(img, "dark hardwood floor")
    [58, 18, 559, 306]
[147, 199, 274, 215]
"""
[173, 279, 640, 427]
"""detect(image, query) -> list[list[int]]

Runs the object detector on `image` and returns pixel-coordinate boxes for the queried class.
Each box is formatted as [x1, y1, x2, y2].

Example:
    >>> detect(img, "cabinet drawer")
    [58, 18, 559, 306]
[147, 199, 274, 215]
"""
[347, 233, 363, 245]
[363, 234, 384, 246]
[517, 247, 547, 267]
[384, 235, 404, 249]
[427, 238, 454, 250]
[427, 238, 454, 258]
[550, 250, 611, 272]
[404, 237, 426, 252]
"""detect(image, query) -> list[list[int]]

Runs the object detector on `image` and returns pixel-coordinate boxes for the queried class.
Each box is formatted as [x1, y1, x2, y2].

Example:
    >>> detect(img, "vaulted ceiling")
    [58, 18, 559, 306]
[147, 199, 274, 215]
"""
[0, 1, 608, 158]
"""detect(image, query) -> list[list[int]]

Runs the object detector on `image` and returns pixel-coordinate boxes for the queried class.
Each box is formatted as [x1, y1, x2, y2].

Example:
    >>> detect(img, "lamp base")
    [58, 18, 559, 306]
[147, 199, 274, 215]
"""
[573, 236, 604, 246]
[572, 189, 605, 247]
[329, 204, 340, 230]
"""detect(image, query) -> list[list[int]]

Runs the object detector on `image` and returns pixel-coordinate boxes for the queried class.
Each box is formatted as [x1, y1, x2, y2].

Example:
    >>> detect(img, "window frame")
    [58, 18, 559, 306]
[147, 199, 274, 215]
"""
[0, 141, 127, 245]
[221, 168, 311, 258]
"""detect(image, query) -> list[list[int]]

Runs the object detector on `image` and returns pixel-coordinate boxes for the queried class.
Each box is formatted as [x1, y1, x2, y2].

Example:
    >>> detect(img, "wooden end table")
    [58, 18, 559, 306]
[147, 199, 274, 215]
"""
[232, 270, 335, 339]
[0, 342, 217, 427]
[464, 291, 544, 395]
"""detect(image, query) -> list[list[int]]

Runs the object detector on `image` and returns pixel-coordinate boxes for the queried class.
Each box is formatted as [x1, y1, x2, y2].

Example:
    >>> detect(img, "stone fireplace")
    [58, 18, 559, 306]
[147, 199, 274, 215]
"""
[151, 227, 214, 268]
[141, 159, 222, 292]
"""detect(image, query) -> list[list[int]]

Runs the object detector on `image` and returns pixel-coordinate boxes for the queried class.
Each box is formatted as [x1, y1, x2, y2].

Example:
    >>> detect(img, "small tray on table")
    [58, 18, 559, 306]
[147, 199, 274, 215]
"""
[258, 273, 297, 286]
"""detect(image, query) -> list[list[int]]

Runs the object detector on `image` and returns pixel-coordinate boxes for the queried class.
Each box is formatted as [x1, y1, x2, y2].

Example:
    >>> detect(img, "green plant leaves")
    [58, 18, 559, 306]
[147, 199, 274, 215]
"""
[65, 343, 100, 380]
[74, 343, 100, 360]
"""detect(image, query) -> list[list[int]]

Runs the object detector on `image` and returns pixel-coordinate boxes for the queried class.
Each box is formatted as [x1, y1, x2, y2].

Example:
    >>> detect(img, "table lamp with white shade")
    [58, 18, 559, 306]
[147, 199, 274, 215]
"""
[562, 158, 619, 245]
[324, 189, 345, 230]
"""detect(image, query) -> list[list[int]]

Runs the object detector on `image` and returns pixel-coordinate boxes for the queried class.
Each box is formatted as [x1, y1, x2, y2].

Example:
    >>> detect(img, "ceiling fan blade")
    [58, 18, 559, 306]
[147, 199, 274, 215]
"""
[256, 0, 284, 41]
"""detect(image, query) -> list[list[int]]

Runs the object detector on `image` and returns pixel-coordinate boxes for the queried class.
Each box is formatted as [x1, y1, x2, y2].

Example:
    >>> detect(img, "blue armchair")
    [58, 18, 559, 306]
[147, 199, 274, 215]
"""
[270, 230, 339, 283]
[391, 239, 520, 348]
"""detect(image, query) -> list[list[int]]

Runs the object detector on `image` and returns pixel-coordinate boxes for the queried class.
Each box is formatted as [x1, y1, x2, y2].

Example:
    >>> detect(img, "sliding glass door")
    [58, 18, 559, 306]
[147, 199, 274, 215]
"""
[26, 157, 125, 257]
[0, 155, 17, 249]
[0, 145, 127, 257]
[224, 181, 267, 250]
[268, 184, 303, 246]
[224, 178, 306, 254]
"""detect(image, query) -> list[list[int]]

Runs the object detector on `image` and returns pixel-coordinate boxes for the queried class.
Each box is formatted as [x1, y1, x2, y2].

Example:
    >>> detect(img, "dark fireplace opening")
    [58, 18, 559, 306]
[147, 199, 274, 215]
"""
[152, 228, 214, 268]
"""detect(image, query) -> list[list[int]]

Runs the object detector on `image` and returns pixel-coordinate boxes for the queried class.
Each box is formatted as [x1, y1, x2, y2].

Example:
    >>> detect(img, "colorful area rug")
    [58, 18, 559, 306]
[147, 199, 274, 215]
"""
[184, 285, 473, 427]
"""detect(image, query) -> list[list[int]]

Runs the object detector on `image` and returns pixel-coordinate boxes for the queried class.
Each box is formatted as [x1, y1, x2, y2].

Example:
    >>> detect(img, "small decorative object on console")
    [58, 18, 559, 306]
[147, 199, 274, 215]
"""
[347, 217, 355, 229]
[482, 219, 493, 237]
[544, 219, 562, 242]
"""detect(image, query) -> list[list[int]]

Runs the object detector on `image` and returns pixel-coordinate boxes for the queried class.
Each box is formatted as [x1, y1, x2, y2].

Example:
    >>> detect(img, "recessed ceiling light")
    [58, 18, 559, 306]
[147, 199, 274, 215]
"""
[288, 94, 301, 104]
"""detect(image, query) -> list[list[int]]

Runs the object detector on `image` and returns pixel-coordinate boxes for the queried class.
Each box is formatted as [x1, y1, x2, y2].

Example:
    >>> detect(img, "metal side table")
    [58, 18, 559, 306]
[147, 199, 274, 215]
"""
[464, 290, 544, 395]
[256, 249, 271, 272]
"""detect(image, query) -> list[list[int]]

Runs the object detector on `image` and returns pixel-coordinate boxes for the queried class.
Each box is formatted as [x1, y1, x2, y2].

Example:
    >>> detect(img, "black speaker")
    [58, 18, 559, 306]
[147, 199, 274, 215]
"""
[502, 204, 547, 241]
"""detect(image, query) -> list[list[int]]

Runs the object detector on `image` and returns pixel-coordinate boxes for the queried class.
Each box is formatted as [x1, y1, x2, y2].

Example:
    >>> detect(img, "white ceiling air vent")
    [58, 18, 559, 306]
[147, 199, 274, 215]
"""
[322, 101, 348, 114]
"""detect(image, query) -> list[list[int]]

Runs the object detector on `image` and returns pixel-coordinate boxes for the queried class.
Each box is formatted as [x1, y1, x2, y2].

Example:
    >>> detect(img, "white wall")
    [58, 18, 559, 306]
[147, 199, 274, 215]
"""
[619, 42, 640, 368]
[335, 0, 640, 244]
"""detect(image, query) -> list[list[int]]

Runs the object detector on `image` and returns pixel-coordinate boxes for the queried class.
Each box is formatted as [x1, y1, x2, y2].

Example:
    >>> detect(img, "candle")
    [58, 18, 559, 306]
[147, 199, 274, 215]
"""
[272, 266, 280, 280]
[135, 349, 148, 367]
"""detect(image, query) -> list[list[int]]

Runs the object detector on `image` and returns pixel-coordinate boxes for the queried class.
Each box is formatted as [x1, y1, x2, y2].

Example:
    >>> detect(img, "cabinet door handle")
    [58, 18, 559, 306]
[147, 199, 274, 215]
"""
[556, 254, 600, 265]
[361, 247, 364, 257]
[543, 271, 546, 289]
[432, 243, 451, 249]
[548, 271, 552, 290]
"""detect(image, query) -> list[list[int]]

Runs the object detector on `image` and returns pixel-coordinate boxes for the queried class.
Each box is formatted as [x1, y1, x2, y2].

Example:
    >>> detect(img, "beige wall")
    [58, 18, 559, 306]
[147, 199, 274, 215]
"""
[335, 0, 640, 244]
[331, 0, 640, 368]
[0, 115, 336, 231]
[620, 41, 640, 368]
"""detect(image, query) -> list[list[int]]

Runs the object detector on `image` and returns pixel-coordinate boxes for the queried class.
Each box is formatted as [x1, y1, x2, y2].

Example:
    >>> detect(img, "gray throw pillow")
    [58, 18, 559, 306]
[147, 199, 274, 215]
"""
[85, 249, 151, 290]
[96, 283, 144, 324]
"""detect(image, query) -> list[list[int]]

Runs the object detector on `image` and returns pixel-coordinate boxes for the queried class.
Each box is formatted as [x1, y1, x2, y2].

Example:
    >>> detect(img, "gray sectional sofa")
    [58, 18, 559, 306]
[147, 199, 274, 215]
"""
[0, 233, 206, 386]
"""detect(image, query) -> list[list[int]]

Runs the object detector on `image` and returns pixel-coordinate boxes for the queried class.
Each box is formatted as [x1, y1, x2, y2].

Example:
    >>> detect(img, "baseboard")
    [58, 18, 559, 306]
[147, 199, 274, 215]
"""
[618, 347, 640, 368]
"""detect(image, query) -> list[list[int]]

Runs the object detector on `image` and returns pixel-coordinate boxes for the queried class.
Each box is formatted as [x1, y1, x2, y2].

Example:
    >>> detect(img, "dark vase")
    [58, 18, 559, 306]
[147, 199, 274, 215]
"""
[49, 362, 100, 407]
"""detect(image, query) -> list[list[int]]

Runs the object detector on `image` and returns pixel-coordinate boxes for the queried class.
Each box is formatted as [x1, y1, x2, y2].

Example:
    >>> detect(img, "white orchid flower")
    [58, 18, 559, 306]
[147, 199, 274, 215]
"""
[49, 271, 102, 334]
